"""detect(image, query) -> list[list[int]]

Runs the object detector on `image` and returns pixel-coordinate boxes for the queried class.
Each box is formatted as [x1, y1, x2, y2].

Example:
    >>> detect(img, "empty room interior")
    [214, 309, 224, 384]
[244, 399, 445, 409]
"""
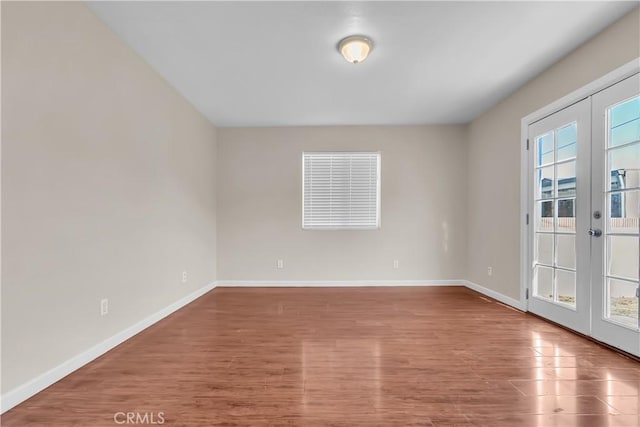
[2, 1, 640, 426]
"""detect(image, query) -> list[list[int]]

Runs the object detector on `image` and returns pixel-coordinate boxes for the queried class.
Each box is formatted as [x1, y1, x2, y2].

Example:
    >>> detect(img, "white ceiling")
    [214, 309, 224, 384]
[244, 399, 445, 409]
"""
[86, 1, 637, 127]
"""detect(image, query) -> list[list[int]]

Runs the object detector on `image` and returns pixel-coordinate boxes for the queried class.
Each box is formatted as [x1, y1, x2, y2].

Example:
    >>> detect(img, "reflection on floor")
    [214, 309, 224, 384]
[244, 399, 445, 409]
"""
[2, 286, 639, 426]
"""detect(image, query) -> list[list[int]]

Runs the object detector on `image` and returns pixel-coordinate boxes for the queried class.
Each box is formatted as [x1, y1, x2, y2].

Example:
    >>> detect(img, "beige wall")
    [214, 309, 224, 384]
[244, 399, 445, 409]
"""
[467, 7, 640, 299]
[1, 2, 217, 394]
[217, 126, 468, 281]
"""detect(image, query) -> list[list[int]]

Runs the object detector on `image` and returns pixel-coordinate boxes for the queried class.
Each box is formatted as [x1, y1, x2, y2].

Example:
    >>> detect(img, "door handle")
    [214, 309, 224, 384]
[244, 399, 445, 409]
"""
[588, 228, 602, 237]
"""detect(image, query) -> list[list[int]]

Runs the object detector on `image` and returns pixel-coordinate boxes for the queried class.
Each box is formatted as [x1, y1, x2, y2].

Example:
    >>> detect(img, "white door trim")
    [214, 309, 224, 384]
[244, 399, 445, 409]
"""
[520, 58, 640, 314]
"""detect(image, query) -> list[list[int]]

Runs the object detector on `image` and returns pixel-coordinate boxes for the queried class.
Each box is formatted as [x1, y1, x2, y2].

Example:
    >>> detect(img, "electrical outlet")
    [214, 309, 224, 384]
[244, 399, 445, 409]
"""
[393, 259, 399, 269]
[100, 299, 108, 316]
[487, 266, 493, 276]
[277, 259, 284, 269]
[182, 271, 188, 283]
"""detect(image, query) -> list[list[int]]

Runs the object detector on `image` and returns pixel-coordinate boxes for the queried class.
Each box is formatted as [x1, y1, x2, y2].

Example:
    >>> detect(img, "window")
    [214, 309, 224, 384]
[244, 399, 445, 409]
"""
[302, 152, 380, 230]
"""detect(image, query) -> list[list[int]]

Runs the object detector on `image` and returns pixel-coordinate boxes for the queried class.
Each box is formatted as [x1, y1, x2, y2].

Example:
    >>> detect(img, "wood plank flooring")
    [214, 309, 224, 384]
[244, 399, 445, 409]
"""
[2, 286, 639, 426]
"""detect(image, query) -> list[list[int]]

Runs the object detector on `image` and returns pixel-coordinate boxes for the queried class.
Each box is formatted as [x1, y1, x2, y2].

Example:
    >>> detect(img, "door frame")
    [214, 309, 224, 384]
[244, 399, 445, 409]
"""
[520, 58, 640, 312]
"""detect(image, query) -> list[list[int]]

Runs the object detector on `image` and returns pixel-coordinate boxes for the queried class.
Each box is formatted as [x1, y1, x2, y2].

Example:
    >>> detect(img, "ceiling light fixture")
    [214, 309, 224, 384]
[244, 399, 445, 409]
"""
[337, 35, 373, 64]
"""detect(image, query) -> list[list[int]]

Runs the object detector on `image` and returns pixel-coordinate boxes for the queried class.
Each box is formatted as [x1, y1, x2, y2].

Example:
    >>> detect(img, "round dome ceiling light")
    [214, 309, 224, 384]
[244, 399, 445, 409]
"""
[337, 35, 373, 64]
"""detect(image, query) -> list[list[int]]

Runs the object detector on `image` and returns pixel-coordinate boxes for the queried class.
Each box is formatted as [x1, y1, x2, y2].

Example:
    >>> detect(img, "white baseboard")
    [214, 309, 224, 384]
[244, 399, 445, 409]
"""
[0, 282, 217, 414]
[464, 280, 526, 311]
[216, 280, 465, 287]
[219, 280, 525, 311]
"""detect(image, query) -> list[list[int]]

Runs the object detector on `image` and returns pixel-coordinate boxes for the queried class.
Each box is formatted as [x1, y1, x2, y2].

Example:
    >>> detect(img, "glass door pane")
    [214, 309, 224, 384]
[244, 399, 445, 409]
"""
[532, 123, 577, 307]
[604, 96, 639, 330]
[591, 73, 640, 357]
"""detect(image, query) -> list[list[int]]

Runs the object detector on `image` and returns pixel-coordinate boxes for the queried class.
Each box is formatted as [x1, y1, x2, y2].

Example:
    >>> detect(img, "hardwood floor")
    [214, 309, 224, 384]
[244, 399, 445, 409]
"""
[2, 286, 639, 426]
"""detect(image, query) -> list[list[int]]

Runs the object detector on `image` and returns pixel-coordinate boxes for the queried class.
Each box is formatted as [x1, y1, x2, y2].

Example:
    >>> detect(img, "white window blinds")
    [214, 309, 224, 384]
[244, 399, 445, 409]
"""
[303, 152, 381, 229]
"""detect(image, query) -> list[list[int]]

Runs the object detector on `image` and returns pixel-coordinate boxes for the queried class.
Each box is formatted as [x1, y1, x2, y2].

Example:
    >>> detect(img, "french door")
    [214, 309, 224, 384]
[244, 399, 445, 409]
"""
[528, 98, 591, 336]
[528, 73, 640, 356]
[591, 75, 640, 355]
